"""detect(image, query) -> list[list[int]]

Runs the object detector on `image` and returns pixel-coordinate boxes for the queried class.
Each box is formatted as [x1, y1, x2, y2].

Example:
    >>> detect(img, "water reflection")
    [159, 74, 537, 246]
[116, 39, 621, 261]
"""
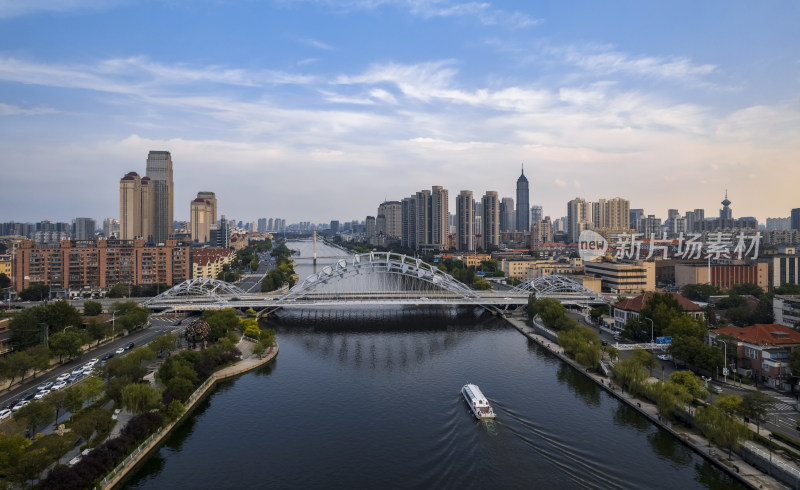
[613, 404, 650, 432]
[556, 364, 601, 407]
[648, 429, 693, 466]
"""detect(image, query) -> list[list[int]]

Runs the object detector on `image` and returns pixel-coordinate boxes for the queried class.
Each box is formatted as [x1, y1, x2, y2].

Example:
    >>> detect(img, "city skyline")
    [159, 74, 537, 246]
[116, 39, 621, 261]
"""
[1, 2, 798, 223]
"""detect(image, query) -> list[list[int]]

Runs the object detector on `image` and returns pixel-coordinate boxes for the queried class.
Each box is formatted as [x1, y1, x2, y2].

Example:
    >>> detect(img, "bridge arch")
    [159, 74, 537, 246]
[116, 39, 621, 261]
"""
[143, 277, 247, 307]
[281, 252, 479, 301]
[510, 275, 608, 304]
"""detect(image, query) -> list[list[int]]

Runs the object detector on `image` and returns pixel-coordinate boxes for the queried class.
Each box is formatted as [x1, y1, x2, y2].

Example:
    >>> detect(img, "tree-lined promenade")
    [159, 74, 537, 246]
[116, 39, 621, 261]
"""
[0, 306, 277, 489]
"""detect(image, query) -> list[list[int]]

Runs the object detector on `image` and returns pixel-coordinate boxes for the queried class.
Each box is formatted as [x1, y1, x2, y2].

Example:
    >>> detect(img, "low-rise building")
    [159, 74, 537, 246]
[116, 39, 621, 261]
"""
[192, 248, 236, 279]
[500, 257, 583, 281]
[0, 254, 10, 278]
[584, 260, 655, 294]
[674, 262, 768, 290]
[773, 295, 800, 328]
[710, 324, 800, 390]
[12, 239, 191, 292]
[613, 292, 704, 329]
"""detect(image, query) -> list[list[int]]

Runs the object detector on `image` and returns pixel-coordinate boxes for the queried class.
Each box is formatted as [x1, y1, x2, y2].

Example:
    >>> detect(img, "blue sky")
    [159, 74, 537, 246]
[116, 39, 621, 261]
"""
[1, 0, 798, 225]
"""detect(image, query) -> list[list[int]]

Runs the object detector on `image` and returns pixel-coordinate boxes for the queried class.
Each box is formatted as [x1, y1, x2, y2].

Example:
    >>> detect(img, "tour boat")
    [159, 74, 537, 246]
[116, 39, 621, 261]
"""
[462, 383, 496, 419]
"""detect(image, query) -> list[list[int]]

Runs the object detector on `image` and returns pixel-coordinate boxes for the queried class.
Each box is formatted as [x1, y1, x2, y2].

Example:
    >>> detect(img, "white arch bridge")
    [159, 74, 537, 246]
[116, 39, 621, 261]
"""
[143, 252, 607, 314]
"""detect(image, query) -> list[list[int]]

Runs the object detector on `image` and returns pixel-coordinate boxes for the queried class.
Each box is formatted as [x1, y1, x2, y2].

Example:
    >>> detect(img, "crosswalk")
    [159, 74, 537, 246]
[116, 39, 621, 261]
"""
[768, 394, 797, 413]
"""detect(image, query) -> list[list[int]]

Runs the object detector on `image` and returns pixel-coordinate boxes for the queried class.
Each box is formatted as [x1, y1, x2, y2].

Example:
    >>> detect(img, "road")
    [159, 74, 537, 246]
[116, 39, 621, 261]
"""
[236, 252, 274, 293]
[0, 315, 187, 410]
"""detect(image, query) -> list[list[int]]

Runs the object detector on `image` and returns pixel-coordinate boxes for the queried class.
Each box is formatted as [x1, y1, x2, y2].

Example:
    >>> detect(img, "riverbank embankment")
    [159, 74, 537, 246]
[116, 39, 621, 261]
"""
[503, 313, 792, 490]
[99, 337, 278, 489]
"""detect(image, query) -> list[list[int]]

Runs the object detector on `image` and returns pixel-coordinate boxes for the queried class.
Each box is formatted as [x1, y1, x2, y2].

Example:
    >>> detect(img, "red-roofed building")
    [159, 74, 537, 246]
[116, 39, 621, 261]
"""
[710, 324, 800, 389]
[192, 248, 235, 279]
[613, 292, 703, 329]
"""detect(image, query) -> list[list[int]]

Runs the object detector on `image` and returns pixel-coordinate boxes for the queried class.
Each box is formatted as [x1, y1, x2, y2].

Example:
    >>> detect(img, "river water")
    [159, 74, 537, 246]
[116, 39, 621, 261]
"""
[125, 241, 742, 489]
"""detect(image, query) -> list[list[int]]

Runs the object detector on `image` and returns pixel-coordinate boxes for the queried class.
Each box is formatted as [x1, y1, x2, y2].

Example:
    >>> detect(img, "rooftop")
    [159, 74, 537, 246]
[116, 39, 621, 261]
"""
[615, 292, 701, 313]
[713, 324, 800, 346]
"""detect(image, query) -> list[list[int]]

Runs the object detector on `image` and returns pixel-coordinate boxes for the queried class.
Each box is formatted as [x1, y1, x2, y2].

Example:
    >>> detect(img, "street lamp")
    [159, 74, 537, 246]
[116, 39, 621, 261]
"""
[63, 325, 74, 334]
[719, 339, 728, 384]
[644, 317, 654, 347]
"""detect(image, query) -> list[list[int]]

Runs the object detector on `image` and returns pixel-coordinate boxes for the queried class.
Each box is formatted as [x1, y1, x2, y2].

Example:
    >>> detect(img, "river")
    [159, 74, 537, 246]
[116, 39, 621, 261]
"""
[124, 241, 742, 489]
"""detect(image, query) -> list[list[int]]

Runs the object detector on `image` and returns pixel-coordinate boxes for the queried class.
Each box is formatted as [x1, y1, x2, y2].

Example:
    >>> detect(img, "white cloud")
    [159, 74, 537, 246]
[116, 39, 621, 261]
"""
[0, 102, 58, 116]
[297, 37, 335, 51]
[0, 0, 121, 18]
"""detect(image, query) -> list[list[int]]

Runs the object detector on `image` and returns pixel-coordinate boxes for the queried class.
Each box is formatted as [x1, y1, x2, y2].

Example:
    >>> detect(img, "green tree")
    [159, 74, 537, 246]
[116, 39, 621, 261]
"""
[27, 345, 51, 378]
[8, 351, 34, 383]
[252, 341, 267, 359]
[70, 408, 100, 442]
[121, 383, 162, 414]
[632, 348, 658, 377]
[774, 283, 800, 295]
[203, 308, 242, 339]
[669, 370, 708, 399]
[0, 432, 31, 478]
[653, 381, 692, 420]
[558, 326, 602, 369]
[11, 447, 50, 487]
[82, 376, 104, 402]
[715, 394, 743, 416]
[739, 391, 775, 434]
[695, 405, 751, 459]
[17, 284, 49, 301]
[40, 300, 82, 333]
[9, 307, 44, 349]
[13, 400, 55, 438]
[729, 283, 764, 298]
[82, 300, 103, 316]
[0, 272, 10, 289]
[87, 317, 106, 346]
[48, 330, 83, 362]
[680, 283, 721, 302]
[663, 315, 707, 341]
[790, 347, 800, 377]
[242, 319, 260, 339]
[164, 399, 185, 422]
[106, 283, 129, 298]
[64, 386, 87, 417]
[150, 332, 176, 357]
[639, 293, 684, 338]
[613, 358, 649, 395]
[46, 389, 68, 424]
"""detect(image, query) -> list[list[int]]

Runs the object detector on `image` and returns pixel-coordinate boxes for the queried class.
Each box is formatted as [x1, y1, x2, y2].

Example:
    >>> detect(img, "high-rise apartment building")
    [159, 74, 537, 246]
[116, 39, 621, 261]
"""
[516, 167, 529, 232]
[500, 197, 515, 233]
[120, 172, 142, 240]
[377, 201, 402, 239]
[73, 218, 96, 240]
[145, 151, 174, 243]
[401, 197, 417, 249]
[482, 191, 500, 251]
[365, 216, 376, 240]
[103, 218, 120, 239]
[190, 191, 217, 243]
[792, 208, 800, 231]
[456, 191, 474, 251]
[567, 198, 592, 244]
[430, 186, 448, 250]
[530, 205, 543, 225]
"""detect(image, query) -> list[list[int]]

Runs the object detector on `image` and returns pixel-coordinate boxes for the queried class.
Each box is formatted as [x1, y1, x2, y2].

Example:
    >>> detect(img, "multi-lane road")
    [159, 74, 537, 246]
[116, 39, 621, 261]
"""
[1, 316, 188, 410]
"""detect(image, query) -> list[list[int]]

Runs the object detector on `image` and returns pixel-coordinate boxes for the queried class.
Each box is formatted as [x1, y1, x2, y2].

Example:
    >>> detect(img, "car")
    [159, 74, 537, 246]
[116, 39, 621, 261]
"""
[71, 367, 85, 375]
[173, 319, 182, 326]
[124, 342, 134, 350]
[19, 392, 35, 402]
[112, 408, 122, 420]
[12, 400, 29, 413]
[115, 347, 125, 355]
[56, 373, 70, 382]
[68, 455, 82, 467]
[101, 352, 114, 360]
[709, 385, 723, 394]
[85, 358, 99, 366]
[4, 399, 19, 410]
[51, 381, 67, 391]
[34, 390, 51, 400]
[67, 374, 80, 384]
[657, 354, 672, 361]
[37, 381, 53, 391]
[83, 369, 96, 377]
[0, 408, 11, 421]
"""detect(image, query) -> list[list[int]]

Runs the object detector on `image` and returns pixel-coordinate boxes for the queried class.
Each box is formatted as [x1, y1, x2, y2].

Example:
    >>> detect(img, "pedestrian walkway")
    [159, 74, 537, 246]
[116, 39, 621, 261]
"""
[504, 315, 793, 490]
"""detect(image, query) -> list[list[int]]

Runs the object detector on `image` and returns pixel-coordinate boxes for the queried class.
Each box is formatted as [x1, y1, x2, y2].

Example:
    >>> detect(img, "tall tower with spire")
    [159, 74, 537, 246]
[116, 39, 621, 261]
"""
[516, 164, 530, 232]
[720, 190, 732, 220]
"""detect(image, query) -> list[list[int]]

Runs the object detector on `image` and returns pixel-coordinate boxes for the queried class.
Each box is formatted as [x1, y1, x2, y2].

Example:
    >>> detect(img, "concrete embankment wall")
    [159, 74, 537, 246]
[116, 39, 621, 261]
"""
[99, 345, 278, 490]
[504, 316, 788, 490]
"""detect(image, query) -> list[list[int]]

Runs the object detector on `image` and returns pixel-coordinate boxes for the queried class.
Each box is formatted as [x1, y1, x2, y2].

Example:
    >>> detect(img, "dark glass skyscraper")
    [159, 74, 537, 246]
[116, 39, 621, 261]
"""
[516, 166, 529, 232]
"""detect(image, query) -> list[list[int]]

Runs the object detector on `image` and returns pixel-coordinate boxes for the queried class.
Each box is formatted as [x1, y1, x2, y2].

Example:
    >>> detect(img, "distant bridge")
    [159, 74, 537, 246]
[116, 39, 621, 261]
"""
[143, 252, 607, 314]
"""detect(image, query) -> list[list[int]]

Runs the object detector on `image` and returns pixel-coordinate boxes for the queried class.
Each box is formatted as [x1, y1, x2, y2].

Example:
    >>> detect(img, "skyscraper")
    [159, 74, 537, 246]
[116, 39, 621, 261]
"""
[530, 205, 543, 225]
[516, 166, 530, 232]
[73, 218, 96, 240]
[145, 151, 174, 243]
[119, 172, 142, 240]
[190, 191, 217, 243]
[430, 186, 449, 250]
[456, 190, 474, 251]
[500, 197, 515, 233]
[792, 208, 800, 231]
[377, 201, 402, 239]
[720, 190, 732, 220]
[401, 197, 417, 249]
[482, 191, 500, 250]
[567, 198, 592, 243]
